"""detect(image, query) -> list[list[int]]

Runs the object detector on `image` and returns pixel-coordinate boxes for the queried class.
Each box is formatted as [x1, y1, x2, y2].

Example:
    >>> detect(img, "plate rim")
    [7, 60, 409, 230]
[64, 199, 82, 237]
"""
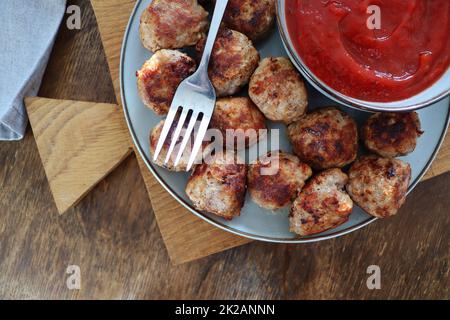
[120, 0, 450, 244]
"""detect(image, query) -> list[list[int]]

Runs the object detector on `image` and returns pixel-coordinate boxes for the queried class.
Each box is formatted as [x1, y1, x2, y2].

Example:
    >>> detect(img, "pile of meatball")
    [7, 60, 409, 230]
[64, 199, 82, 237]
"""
[136, 0, 424, 236]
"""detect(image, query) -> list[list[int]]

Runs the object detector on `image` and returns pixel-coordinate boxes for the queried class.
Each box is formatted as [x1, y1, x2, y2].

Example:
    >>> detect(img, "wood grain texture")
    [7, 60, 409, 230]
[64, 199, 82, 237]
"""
[423, 133, 450, 181]
[0, 0, 449, 299]
[25, 97, 132, 214]
[91, 0, 251, 264]
[91, 0, 136, 106]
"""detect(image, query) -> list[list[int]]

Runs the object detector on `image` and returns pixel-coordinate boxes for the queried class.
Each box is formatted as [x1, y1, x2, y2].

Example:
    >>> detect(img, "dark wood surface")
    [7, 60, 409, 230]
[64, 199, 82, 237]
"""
[0, 0, 448, 299]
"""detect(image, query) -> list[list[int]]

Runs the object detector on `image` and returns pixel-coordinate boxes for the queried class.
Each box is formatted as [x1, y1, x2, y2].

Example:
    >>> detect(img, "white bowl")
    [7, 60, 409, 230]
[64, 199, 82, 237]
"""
[276, 0, 450, 112]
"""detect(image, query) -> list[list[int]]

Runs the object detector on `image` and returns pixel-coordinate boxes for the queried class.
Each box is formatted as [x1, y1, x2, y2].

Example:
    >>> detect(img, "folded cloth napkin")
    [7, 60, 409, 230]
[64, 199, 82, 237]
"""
[0, 0, 66, 141]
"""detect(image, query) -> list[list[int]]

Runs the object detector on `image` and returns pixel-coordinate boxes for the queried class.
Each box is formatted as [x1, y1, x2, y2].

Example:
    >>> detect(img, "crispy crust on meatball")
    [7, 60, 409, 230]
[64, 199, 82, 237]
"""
[249, 57, 308, 124]
[289, 169, 353, 236]
[140, 0, 209, 52]
[185, 152, 247, 219]
[362, 112, 423, 158]
[287, 107, 358, 170]
[196, 28, 260, 97]
[137, 50, 196, 115]
[222, 0, 276, 41]
[210, 97, 267, 149]
[248, 151, 312, 210]
[346, 155, 411, 218]
[149, 119, 203, 172]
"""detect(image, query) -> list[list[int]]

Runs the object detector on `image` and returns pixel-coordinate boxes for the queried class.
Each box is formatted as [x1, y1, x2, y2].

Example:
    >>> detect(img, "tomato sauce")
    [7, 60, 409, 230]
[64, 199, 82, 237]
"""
[286, 0, 450, 102]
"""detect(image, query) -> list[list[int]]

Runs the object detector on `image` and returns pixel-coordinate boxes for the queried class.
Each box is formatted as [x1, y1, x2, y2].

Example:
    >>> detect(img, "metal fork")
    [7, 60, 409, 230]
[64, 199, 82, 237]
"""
[153, 0, 229, 171]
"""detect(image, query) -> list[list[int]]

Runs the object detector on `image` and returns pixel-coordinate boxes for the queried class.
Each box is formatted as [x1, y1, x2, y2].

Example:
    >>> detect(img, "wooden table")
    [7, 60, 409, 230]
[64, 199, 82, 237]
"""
[0, 0, 448, 299]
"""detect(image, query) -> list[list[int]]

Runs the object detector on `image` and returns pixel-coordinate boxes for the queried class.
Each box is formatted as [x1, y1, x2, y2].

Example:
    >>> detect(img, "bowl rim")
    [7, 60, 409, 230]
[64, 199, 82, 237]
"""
[275, 0, 450, 112]
[120, 0, 450, 244]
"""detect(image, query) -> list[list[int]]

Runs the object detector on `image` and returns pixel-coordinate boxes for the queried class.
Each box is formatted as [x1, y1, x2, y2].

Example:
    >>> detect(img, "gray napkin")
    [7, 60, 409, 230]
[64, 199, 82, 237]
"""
[0, 0, 67, 141]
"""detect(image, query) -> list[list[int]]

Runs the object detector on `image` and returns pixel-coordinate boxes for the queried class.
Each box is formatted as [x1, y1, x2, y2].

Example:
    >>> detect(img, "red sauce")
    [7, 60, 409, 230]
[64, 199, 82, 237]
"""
[286, 0, 450, 102]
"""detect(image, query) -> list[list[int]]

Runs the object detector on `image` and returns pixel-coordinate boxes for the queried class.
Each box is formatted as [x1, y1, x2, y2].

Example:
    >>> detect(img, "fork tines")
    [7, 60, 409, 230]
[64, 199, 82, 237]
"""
[153, 104, 212, 171]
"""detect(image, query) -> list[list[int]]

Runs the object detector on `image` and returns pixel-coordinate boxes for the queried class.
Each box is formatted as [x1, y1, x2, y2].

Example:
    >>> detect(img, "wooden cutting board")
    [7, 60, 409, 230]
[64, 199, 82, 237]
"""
[25, 97, 133, 213]
[90, 0, 450, 263]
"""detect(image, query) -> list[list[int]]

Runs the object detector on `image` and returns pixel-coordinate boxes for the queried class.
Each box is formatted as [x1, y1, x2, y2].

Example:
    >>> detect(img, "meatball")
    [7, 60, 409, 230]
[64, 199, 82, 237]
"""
[196, 28, 260, 97]
[185, 152, 247, 219]
[346, 155, 411, 218]
[287, 107, 358, 170]
[140, 0, 209, 52]
[249, 57, 308, 124]
[210, 97, 267, 149]
[149, 119, 203, 172]
[289, 169, 353, 236]
[248, 151, 312, 210]
[222, 0, 276, 41]
[362, 112, 423, 158]
[137, 50, 196, 115]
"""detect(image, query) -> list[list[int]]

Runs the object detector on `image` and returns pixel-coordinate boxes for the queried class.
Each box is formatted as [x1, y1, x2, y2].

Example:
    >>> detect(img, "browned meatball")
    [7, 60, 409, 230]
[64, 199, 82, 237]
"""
[346, 155, 411, 218]
[222, 0, 276, 41]
[362, 112, 423, 158]
[137, 50, 196, 115]
[287, 107, 358, 170]
[210, 97, 267, 149]
[196, 28, 260, 97]
[140, 0, 209, 52]
[289, 168, 353, 236]
[248, 151, 312, 210]
[185, 152, 247, 219]
[149, 119, 204, 172]
[249, 57, 308, 124]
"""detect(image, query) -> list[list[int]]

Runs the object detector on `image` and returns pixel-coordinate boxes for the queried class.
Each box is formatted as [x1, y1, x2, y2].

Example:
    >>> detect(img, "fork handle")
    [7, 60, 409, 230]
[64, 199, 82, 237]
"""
[197, 0, 229, 72]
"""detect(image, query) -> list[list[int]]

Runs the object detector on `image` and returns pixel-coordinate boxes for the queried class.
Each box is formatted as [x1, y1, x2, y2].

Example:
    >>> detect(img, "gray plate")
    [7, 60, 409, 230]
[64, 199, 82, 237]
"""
[120, 0, 450, 243]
